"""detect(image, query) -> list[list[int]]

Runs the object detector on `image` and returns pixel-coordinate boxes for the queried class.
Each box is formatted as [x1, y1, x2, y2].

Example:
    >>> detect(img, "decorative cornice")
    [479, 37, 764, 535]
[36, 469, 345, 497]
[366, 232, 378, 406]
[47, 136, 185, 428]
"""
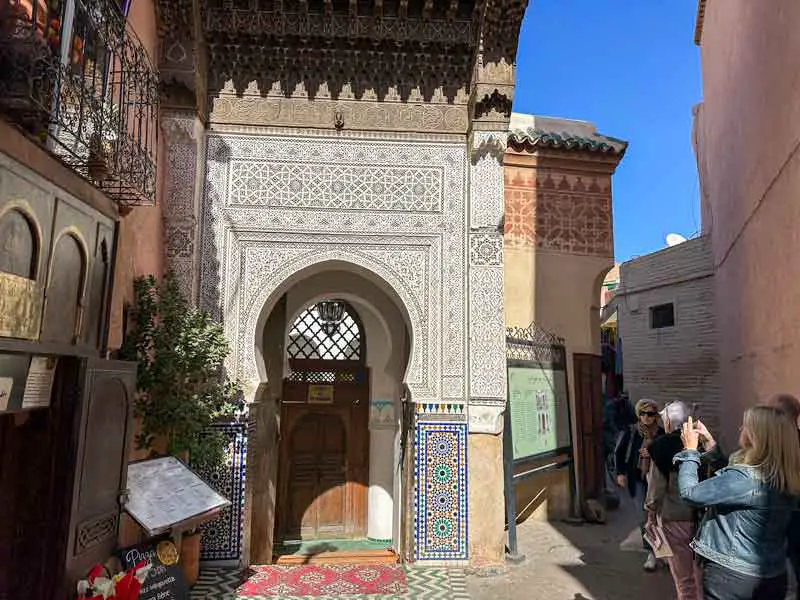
[210, 82, 470, 134]
[205, 10, 474, 45]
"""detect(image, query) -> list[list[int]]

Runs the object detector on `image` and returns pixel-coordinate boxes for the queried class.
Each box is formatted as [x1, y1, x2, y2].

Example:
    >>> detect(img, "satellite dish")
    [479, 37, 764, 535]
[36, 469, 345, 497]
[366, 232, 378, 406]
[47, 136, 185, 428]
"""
[666, 233, 687, 247]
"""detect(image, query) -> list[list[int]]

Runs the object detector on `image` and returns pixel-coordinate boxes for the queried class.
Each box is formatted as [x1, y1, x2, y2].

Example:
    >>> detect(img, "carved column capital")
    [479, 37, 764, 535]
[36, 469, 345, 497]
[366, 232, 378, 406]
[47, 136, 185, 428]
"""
[468, 404, 505, 435]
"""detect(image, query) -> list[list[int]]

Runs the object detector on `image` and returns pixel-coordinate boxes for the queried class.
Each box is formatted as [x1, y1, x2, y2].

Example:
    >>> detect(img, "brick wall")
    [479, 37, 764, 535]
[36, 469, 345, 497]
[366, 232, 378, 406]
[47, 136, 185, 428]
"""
[617, 237, 721, 431]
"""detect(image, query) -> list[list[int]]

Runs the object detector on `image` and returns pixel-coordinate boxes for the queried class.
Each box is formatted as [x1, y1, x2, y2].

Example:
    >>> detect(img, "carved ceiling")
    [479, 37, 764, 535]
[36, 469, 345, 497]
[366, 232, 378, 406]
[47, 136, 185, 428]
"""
[157, 0, 528, 109]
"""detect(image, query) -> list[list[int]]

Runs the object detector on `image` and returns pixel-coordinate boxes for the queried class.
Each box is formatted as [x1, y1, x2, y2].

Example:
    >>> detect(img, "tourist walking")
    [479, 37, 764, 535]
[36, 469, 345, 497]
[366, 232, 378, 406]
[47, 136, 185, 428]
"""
[614, 398, 664, 571]
[645, 401, 701, 600]
[675, 407, 800, 600]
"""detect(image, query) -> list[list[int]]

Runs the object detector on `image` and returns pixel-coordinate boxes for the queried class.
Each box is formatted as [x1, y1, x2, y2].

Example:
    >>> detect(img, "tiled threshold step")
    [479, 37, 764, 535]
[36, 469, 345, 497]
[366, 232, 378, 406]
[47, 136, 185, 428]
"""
[273, 538, 398, 565]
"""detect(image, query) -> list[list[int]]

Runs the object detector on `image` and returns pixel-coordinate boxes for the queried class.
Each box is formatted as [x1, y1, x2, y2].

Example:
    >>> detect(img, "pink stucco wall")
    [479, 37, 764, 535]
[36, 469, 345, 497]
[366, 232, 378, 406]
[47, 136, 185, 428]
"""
[696, 1, 800, 446]
[107, 0, 164, 350]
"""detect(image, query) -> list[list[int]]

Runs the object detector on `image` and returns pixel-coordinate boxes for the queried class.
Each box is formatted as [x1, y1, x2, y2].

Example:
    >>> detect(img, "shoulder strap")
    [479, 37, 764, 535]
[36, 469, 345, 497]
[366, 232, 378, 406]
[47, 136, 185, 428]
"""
[625, 424, 637, 464]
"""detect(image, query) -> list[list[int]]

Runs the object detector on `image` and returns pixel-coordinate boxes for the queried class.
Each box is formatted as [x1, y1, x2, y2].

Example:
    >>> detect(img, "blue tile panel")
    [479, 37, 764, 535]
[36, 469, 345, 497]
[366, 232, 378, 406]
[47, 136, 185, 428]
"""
[414, 421, 468, 561]
[197, 422, 248, 562]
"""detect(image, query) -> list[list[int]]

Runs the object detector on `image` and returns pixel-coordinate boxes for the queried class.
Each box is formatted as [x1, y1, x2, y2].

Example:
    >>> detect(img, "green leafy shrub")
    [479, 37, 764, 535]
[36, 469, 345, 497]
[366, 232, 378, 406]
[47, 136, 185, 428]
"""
[121, 272, 242, 471]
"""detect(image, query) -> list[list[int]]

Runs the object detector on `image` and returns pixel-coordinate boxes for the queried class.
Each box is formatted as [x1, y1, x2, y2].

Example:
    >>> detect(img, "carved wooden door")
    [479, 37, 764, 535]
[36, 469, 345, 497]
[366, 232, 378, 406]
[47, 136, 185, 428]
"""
[574, 353, 604, 502]
[64, 358, 136, 584]
[285, 412, 347, 540]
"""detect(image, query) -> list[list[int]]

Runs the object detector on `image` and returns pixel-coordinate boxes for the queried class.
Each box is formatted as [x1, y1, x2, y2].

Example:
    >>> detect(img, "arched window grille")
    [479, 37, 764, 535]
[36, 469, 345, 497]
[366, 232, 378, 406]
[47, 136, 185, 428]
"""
[287, 302, 363, 361]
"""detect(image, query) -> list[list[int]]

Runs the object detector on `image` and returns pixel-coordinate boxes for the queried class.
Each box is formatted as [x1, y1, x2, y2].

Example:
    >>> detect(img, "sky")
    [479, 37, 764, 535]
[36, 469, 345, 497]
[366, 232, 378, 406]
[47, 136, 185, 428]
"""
[513, 1, 703, 263]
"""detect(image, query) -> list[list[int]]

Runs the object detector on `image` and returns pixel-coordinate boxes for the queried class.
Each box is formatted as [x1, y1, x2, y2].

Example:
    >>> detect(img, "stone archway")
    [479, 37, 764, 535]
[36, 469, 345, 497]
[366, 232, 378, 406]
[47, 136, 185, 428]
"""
[242, 261, 415, 565]
[233, 251, 431, 405]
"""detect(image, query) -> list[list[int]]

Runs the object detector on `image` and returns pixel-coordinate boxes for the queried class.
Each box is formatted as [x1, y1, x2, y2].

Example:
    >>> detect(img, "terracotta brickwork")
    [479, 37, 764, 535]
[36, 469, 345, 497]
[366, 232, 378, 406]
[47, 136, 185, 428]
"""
[504, 159, 614, 257]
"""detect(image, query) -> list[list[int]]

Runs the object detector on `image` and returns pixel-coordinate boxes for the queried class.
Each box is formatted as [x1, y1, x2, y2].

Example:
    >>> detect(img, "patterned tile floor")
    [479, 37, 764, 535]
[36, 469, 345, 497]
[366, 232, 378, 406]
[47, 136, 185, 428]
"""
[190, 567, 469, 600]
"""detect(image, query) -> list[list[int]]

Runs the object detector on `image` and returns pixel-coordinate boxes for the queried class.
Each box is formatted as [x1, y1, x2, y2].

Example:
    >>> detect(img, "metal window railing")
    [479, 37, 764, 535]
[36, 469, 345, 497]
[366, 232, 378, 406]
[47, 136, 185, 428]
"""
[0, 0, 158, 207]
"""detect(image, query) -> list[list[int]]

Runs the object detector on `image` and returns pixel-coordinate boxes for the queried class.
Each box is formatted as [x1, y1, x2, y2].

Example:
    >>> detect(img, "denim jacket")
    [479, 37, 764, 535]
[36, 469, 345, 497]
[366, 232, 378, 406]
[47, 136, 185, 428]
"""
[674, 449, 797, 578]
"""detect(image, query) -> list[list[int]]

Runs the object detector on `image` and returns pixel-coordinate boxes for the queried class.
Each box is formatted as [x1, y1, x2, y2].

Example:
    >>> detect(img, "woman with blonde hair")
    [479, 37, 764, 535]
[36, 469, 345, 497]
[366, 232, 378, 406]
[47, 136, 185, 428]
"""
[676, 406, 800, 599]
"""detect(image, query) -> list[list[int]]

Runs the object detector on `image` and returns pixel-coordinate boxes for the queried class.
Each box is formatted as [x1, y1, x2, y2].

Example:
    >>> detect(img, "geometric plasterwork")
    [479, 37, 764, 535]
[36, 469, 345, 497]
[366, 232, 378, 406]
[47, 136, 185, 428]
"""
[469, 131, 506, 231]
[503, 166, 614, 256]
[467, 128, 508, 408]
[200, 130, 468, 405]
[227, 160, 444, 212]
[535, 173, 613, 256]
[468, 265, 506, 402]
[469, 233, 503, 266]
[161, 111, 201, 301]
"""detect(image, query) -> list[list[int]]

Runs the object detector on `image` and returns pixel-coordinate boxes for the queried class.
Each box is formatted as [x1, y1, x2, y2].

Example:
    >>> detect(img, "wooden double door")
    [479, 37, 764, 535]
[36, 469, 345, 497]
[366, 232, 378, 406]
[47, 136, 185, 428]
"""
[277, 367, 369, 543]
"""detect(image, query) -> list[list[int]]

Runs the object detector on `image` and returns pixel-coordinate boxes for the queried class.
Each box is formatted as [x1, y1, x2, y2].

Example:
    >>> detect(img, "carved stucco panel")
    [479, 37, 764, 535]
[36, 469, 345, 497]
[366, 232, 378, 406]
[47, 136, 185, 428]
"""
[231, 242, 436, 401]
[469, 131, 506, 230]
[200, 130, 467, 403]
[161, 112, 200, 300]
[469, 232, 503, 266]
[469, 266, 506, 402]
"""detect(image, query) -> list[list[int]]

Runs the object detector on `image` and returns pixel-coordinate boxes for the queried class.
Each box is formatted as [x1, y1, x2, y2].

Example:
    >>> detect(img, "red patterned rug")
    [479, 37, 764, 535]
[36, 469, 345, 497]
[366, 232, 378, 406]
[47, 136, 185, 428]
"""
[238, 565, 408, 597]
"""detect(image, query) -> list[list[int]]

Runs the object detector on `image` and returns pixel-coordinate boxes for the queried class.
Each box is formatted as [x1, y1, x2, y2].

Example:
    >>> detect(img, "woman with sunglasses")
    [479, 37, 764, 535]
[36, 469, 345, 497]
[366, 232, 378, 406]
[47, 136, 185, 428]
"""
[676, 407, 800, 599]
[615, 398, 664, 571]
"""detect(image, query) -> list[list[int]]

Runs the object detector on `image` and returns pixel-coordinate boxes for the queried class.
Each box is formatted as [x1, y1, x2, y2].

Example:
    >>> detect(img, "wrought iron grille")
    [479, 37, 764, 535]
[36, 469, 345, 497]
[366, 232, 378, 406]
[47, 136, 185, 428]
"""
[285, 370, 358, 384]
[0, 0, 158, 206]
[506, 323, 567, 367]
[287, 304, 362, 361]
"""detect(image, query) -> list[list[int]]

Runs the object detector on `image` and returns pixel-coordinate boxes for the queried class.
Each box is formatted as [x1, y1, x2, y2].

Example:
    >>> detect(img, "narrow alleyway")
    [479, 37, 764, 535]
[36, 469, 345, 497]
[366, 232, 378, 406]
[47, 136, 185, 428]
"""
[469, 497, 675, 600]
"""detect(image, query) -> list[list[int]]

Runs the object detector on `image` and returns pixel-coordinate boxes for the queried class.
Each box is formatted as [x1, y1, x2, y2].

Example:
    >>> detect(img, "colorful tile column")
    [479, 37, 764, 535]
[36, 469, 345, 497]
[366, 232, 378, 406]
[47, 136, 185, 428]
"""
[414, 404, 468, 563]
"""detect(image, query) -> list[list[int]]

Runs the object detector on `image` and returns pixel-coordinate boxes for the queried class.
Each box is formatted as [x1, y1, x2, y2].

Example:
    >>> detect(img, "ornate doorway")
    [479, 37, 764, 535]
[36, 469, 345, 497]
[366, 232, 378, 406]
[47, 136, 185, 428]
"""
[276, 302, 370, 544]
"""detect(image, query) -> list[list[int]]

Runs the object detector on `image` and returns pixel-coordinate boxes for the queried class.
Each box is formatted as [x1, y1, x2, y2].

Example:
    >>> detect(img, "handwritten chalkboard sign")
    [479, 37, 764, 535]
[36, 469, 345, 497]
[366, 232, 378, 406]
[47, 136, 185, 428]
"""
[125, 456, 231, 537]
[118, 539, 188, 600]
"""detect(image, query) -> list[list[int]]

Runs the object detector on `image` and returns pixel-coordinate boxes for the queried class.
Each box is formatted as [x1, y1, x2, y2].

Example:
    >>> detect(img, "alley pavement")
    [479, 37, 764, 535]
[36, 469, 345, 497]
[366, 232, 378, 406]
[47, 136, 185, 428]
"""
[191, 493, 799, 600]
[468, 495, 676, 600]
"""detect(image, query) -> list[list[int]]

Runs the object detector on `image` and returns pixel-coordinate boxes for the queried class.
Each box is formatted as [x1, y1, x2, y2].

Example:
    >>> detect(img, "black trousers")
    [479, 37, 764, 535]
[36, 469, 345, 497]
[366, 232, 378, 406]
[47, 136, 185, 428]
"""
[702, 560, 787, 600]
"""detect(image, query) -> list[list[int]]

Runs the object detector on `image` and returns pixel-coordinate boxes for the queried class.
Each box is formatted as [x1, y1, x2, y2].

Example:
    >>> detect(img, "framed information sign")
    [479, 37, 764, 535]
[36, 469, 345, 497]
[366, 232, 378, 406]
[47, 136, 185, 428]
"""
[504, 324, 577, 558]
[125, 456, 231, 537]
[507, 365, 571, 460]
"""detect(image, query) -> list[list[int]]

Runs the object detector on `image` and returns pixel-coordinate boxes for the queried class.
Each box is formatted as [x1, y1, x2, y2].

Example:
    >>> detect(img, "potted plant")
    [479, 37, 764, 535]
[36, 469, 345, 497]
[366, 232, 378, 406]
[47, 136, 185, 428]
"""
[120, 272, 241, 580]
[0, 0, 62, 133]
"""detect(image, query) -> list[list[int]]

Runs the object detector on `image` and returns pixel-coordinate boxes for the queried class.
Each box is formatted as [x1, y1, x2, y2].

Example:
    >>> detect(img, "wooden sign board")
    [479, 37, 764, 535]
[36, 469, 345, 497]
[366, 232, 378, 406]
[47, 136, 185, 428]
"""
[118, 539, 188, 600]
[125, 456, 231, 537]
[308, 384, 334, 404]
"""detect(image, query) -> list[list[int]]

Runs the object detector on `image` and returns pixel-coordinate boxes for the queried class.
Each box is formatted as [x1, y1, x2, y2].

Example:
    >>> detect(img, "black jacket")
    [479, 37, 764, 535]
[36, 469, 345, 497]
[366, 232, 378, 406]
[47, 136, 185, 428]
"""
[614, 424, 664, 497]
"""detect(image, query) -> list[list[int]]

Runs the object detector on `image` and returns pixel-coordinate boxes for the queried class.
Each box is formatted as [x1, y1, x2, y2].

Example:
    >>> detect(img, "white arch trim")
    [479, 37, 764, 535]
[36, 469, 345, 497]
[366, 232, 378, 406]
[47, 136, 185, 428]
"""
[240, 249, 431, 402]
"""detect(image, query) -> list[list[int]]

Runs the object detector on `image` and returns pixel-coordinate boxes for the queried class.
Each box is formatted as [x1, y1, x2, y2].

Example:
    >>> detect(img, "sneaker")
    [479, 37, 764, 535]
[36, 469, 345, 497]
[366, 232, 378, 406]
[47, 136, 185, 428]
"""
[643, 553, 657, 572]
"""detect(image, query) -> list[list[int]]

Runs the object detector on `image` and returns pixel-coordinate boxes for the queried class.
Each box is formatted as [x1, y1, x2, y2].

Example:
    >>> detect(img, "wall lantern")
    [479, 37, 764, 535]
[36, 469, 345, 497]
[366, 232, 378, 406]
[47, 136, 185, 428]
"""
[316, 300, 346, 336]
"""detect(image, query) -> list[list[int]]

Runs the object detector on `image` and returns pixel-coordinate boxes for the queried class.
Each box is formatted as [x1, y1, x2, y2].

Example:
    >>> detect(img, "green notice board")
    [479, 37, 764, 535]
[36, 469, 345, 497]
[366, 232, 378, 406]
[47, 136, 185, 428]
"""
[507, 365, 571, 460]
